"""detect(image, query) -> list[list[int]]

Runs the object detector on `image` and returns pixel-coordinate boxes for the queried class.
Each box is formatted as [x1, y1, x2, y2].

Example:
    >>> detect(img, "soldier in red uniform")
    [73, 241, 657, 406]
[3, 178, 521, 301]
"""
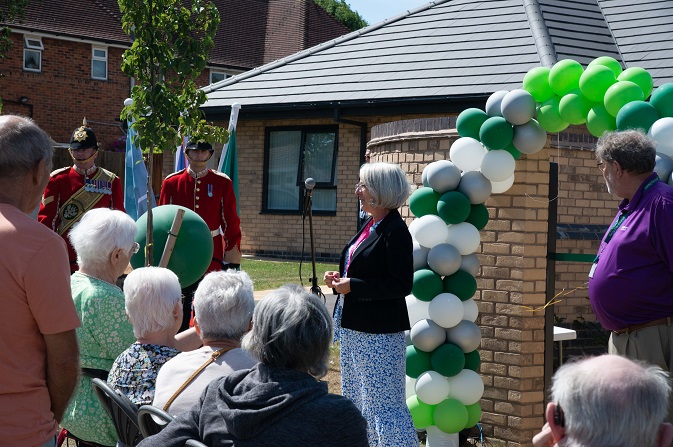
[159, 139, 242, 329]
[38, 120, 125, 273]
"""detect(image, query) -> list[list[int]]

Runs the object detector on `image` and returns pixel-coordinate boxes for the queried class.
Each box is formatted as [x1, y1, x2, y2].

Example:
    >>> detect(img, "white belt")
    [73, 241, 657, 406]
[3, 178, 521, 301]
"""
[211, 227, 222, 237]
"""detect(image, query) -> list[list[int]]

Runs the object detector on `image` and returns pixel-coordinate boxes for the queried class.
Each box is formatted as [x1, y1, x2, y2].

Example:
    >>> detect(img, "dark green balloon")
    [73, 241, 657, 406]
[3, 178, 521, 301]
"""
[133, 205, 213, 288]
[465, 204, 489, 230]
[443, 270, 477, 301]
[479, 116, 514, 150]
[457, 108, 489, 140]
[651, 83, 673, 118]
[406, 345, 433, 378]
[430, 343, 466, 377]
[437, 191, 471, 224]
[464, 350, 481, 371]
[413, 269, 444, 302]
[502, 142, 522, 159]
[409, 187, 440, 218]
[616, 100, 660, 132]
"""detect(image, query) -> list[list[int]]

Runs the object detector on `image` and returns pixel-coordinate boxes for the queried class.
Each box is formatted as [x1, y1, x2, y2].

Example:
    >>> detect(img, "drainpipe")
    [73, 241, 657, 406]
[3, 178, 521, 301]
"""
[333, 108, 368, 164]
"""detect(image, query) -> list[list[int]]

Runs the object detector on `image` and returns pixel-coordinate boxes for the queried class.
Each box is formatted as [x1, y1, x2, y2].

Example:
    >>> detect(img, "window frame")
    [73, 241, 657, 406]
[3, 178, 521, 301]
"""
[262, 125, 339, 215]
[23, 35, 43, 72]
[209, 70, 230, 84]
[91, 46, 108, 80]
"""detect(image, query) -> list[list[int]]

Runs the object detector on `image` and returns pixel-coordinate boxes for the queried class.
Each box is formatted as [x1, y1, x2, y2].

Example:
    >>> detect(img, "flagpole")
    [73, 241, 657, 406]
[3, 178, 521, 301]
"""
[218, 102, 241, 172]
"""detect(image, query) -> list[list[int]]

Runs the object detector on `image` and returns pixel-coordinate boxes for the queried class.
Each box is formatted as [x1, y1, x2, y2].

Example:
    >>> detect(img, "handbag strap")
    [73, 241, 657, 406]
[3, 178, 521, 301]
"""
[163, 346, 233, 411]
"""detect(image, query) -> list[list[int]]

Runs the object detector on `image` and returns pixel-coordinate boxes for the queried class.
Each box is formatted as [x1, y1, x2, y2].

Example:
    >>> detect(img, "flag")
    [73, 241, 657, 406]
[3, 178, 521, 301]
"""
[218, 103, 241, 213]
[124, 122, 156, 220]
[175, 134, 190, 171]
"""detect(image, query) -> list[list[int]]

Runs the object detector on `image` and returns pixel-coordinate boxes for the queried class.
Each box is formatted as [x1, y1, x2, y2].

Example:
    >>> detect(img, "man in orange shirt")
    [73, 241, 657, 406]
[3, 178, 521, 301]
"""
[0, 115, 80, 447]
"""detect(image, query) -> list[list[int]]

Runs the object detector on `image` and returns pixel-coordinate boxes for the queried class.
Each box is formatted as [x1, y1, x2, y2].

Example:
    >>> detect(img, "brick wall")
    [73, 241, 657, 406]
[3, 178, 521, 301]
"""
[0, 34, 130, 150]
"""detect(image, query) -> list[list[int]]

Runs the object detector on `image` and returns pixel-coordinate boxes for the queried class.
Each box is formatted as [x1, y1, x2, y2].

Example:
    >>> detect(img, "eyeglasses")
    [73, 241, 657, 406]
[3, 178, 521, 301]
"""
[355, 181, 366, 191]
[130, 242, 140, 255]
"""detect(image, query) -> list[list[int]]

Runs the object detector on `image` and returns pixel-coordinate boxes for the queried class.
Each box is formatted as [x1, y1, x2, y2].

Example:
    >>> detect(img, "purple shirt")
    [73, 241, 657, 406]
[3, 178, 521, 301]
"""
[588, 173, 673, 331]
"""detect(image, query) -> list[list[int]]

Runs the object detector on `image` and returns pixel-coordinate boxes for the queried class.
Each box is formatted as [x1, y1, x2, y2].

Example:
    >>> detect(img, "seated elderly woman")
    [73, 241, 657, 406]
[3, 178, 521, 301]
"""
[108, 266, 184, 406]
[138, 285, 368, 447]
[153, 270, 257, 415]
[60, 208, 138, 447]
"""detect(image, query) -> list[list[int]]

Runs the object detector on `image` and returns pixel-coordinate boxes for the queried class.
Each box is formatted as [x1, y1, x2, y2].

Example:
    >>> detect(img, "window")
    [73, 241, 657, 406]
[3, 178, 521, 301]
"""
[264, 126, 338, 213]
[92, 46, 108, 80]
[23, 36, 43, 72]
[210, 70, 230, 84]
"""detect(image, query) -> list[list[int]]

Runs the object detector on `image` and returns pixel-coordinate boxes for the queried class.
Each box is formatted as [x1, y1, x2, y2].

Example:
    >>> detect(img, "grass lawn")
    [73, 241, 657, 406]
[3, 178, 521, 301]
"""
[240, 257, 338, 291]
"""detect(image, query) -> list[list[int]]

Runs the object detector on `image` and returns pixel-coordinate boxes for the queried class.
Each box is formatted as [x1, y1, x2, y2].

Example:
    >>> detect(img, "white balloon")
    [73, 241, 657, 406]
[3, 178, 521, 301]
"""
[405, 329, 412, 346]
[411, 319, 447, 352]
[415, 371, 451, 405]
[405, 376, 417, 400]
[485, 90, 509, 117]
[449, 137, 487, 172]
[123, 97, 134, 107]
[501, 89, 536, 125]
[425, 160, 462, 193]
[447, 369, 484, 405]
[413, 241, 430, 271]
[462, 299, 479, 322]
[446, 320, 482, 353]
[655, 153, 673, 182]
[413, 215, 450, 249]
[460, 253, 481, 277]
[445, 222, 481, 255]
[406, 295, 431, 326]
[512, 119, 547, 155]
[649, 118, 673, 158]
[491, 173, 515, 194]
[458, 171, 492, 204]
[670, 171, 673, 188]
[480, 149, 516, 183]
[427, 243, 462, 276]
[429, 293, 465, 328]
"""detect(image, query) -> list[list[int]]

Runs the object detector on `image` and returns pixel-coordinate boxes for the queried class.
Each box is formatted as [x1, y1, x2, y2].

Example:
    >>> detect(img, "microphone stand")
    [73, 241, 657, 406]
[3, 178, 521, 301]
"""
[304, 190, 326, 302]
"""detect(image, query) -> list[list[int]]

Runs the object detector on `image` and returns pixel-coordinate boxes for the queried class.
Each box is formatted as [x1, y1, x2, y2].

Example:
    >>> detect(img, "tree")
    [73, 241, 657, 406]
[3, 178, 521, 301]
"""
[118, 0, 228, 265]
[313, 0, 368, 32]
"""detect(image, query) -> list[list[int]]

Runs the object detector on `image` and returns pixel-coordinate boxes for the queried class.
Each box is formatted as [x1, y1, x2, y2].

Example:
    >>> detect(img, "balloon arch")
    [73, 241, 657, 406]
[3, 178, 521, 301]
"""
[404, 56, 673, 446]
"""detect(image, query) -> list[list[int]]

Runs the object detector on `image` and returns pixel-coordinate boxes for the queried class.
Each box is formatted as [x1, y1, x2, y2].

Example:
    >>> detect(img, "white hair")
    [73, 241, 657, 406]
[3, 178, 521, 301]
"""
[193, 270, 255, 341]
[242, 284, 332, 378]
[69, 208, 137, 271]
[552, 355, 671, 447]
[124, 267, 182, 339]
[359, 162, 411, 210]
[0, 115, 53, 179]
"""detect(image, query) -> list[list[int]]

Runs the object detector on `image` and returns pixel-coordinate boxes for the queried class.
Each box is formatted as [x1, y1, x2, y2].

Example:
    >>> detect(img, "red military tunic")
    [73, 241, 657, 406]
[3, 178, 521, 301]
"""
[159, 168, 242, 273]
[38, 166, 125, 272]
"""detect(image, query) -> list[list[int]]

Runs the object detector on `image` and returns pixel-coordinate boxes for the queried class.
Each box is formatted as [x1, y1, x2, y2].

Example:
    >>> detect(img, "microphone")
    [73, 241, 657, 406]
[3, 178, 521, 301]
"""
[303, 178, 316, 216]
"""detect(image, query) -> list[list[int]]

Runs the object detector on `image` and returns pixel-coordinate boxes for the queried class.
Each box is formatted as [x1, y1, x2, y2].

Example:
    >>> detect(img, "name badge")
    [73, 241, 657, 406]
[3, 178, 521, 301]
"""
[589, 263, 597, 278]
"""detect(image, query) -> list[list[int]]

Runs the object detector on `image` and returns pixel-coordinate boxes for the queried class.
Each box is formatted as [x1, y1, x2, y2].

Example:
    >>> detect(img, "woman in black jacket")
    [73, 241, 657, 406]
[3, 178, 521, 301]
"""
[325, 162, 418, 447]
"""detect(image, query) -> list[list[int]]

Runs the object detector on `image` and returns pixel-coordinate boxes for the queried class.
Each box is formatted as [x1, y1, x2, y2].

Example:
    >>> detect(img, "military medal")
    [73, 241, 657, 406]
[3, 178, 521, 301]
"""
[208, 184, 213, 197]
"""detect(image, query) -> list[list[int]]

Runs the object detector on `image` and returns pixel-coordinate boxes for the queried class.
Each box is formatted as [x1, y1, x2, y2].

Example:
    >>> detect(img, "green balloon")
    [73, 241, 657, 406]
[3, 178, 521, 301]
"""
[443, 270, 477, 301]
[457, 108, 489, 140]
[537, 97, 569, 133]
[523, 66, 554, 103]
[618, 67, 654, 99]
[549, 59, 584, 97]
[437, 191, 471, 224]
[588, 56, 623, 78]
[133, 205, 213, 288]
[409, 187, 440, 218]
[616, 101, 660, 132]
[479, 116, 513, 150]
[465, 403, 482, 428]
[502, 142, 522, 160]
[431, 343, 466, 377]
[604, 81, 644, 117]
[579, 65, 617, 102]
[559, 89, 593, 125]
[464, 350, 481, 371]
[434, 399, 468, 434]
[586, 104, 617, 137]
[465, 204, 489, 230]
[406, 345, 433, 378]
[651, 83, 673, 118]
[413, 269, 443, 302]
[407, 395, 435, 429]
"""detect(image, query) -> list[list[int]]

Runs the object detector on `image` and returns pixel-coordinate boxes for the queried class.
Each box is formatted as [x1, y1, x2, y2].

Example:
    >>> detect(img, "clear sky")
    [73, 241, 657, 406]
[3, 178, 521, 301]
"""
[346, 0, 432, 25]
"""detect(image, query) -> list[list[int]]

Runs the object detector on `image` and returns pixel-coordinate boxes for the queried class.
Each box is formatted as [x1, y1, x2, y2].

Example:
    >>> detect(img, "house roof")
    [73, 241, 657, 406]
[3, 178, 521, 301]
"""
[2, 0, 349, 70]
[201, 0, 673, 119]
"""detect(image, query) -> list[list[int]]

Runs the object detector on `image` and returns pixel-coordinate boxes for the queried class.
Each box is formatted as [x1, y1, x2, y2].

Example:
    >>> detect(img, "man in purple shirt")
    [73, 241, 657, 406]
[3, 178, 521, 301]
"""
[588, 130, 673, 375]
